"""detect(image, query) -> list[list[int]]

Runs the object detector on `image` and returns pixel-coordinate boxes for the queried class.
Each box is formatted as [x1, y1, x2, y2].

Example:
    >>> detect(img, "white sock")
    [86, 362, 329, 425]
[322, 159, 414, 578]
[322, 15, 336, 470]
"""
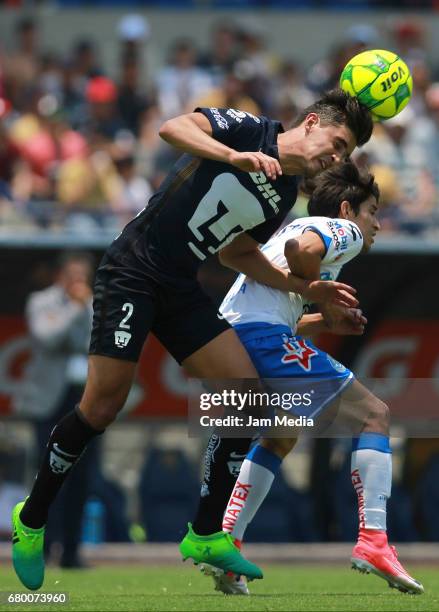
[222, 444, 281, 541]
[351, 433, 392, 532]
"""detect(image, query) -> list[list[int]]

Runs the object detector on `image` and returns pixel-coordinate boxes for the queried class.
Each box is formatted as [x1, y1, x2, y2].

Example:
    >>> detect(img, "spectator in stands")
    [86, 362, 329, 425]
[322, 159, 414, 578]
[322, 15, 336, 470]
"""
[236, 18, 278, 80]
[58, 59, 87, 130]
[2, 17, 40, 111]
[82, 76, 127, 144]
[307, 24, 378, 94]
[71, 38, 102, 86]
[117, 13, 151, 67]
[38, 52, 63, 101]
[272, 60, 314, 123]
[368, 163, 407, 232]
[13, 252, 96, 567]
[155, 38, 212, 118]
[391, 19, 427, 66]
[55, 147, 117, 226]
[0, 9, 436, 238]
[0, 97, 31, 226]
[235, 18, 279, 113]
[193, 65, 261, 116]
[107, 144, 152, 226]
[421, 83, 439, 189]
[0, 97, 21, 200]
[137, 104, 168, 187]
[8, 91, 88, 215]
[363, 106, 437, 231]
[117, 54, 154, 137]
[199, 21, 239, 86]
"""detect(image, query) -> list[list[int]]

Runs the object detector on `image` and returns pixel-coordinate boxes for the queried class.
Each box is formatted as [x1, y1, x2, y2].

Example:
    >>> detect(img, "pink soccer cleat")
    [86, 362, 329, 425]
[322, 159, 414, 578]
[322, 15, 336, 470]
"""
[351, 529, 424, 594]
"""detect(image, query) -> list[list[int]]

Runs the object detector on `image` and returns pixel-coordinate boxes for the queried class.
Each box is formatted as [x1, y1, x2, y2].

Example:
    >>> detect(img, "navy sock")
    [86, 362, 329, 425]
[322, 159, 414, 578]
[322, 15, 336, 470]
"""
[192, 434, 253, 535]
[20, 408, 103, 529]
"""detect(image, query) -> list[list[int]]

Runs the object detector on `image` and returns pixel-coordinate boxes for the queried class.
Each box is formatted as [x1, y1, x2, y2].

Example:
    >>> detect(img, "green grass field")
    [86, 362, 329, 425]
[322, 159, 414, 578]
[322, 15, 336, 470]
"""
[0, 564, 437, 612]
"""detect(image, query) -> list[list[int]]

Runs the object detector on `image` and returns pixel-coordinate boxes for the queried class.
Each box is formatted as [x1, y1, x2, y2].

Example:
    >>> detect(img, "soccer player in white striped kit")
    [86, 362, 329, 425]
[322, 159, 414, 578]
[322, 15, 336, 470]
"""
[182, 162, 424, 595]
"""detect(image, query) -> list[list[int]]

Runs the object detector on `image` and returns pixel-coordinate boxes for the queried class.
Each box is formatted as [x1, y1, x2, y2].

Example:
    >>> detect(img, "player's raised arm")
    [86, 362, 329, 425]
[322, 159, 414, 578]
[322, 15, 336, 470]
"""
[159, 111, 282, 179]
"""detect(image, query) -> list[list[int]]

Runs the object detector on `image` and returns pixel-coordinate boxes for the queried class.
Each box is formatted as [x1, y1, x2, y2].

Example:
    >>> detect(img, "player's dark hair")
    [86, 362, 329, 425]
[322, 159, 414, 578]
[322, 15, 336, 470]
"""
[307, 161, 379, 217]
[293, 88, 373, 147]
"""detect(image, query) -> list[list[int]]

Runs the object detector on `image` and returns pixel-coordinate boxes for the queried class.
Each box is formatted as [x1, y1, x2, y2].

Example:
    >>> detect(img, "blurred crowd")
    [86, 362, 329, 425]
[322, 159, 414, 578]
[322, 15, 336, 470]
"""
[1, 13, 439, 234]
[0, 1, 437, 8]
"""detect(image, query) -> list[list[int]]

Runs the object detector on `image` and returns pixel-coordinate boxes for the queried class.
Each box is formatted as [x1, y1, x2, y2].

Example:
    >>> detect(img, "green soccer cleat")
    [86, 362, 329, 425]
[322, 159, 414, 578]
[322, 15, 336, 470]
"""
[11, 501, 45, 590]
[179, 523, 263, 581]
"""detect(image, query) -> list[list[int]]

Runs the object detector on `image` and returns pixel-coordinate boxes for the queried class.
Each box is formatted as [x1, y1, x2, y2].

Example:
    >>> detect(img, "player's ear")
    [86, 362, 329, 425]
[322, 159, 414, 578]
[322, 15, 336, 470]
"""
[304, 113, 319, 133]
[339, 200, 352, 219]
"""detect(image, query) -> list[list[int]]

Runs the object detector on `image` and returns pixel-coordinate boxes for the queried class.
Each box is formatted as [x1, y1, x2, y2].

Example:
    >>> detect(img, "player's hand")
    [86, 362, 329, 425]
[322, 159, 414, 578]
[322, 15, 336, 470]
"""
[228, 150, 283, 180]
[303, 280, 359, 308]
[321, 304, 367, 335]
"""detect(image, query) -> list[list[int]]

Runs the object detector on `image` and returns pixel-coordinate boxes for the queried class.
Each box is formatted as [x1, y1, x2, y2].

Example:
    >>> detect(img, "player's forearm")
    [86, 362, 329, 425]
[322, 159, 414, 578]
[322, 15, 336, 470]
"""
[297, 313, 328, 337]
[220, 248, 309, 293]
[159, 116, 235, 164]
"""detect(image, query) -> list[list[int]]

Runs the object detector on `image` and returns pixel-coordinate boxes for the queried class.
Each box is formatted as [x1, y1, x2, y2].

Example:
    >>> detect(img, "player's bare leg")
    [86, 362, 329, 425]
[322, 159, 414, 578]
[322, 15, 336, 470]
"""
[12, 355, 136, 590]
[79, 355, 137, 429]
[182, 328, 259, 378]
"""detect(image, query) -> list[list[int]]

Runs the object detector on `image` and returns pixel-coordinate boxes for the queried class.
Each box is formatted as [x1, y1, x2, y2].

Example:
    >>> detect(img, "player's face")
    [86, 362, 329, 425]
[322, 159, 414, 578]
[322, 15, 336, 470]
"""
[302, 115, 356, 178]
[351, 196, 381, 252]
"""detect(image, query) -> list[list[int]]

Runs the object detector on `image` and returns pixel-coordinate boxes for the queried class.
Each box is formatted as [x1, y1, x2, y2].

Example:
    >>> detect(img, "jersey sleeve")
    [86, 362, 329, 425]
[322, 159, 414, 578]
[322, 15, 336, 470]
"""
[246, 213, 288, 244]
[302, 218, 363, 264]
[194, 107, 263, 149]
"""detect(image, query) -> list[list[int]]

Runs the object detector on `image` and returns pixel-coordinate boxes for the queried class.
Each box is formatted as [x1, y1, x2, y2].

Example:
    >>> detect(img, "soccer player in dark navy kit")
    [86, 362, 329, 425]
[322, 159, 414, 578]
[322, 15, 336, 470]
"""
[12, 90, 372, 591]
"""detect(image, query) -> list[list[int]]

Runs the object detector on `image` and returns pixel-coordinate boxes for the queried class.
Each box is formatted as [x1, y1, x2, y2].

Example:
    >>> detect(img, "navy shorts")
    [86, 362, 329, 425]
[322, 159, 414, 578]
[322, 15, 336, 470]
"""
[89, 253, 230, 364]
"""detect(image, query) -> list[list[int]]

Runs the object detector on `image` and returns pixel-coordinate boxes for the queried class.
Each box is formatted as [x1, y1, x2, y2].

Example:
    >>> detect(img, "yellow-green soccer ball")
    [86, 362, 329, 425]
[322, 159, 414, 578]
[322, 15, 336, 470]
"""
[340, 49, 413, 121]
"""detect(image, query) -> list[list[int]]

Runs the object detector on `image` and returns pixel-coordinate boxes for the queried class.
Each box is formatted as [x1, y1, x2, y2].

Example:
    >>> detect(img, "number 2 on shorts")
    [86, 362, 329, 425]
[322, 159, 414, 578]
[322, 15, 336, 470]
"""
[119, 302, 134, 329]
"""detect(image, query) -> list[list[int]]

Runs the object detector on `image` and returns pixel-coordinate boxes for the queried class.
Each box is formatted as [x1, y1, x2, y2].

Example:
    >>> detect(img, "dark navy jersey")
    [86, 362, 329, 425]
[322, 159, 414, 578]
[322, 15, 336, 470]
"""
[108, 107, 300, 283]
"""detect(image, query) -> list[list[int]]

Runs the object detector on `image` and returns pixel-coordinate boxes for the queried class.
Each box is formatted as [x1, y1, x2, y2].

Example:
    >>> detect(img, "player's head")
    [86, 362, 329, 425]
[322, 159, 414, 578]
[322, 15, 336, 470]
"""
[290, 89, 373, 179]
[307, 161, 380, 251]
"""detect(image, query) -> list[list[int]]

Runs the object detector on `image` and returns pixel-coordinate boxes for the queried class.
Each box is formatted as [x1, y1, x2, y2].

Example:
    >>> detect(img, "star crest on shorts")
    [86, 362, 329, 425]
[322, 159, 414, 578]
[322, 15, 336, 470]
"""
[281, 338, 318, 372]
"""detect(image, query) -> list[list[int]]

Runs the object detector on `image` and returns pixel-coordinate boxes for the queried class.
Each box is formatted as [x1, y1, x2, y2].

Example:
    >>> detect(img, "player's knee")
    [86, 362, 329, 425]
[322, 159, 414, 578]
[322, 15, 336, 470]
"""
[367, 398, 390, 434]
[80, 393, 127, 429]
[92, 402, 120, 428]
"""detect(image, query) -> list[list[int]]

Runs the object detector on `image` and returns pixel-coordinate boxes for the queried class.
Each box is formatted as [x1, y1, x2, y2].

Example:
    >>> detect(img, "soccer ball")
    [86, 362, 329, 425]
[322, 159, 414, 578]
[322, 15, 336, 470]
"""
[339, 49, 413, 121]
